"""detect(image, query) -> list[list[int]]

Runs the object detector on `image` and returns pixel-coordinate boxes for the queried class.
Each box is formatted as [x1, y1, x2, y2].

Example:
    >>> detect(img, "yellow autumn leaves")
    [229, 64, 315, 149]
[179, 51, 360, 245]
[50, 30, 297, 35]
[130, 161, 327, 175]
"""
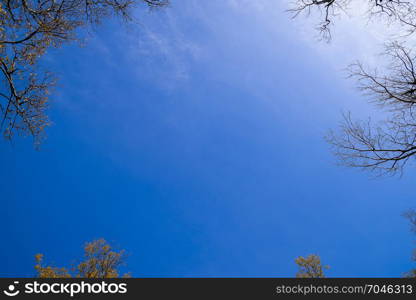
[35, 239, 129, 278]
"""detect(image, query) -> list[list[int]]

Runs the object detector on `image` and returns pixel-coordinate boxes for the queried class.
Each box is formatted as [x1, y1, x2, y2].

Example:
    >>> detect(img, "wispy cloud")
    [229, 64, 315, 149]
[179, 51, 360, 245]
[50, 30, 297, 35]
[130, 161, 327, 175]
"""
[122, 9, 203, 90]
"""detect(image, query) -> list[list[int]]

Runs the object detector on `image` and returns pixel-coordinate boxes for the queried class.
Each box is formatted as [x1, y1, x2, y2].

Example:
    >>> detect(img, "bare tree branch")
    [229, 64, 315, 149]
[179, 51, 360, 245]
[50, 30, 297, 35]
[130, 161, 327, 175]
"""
[289, 0, 416, 41]
[326, 43, 416, 175]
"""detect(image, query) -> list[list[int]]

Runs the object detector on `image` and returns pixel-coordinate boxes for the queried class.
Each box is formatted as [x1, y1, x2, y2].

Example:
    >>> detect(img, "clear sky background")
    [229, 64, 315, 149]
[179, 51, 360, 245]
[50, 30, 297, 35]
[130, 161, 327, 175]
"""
[2, 0, 416, 277]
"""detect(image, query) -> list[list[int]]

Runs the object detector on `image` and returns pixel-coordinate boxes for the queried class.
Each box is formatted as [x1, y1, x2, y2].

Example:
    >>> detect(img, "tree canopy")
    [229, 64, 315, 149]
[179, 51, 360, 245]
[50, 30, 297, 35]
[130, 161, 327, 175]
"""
[35, 239, 129, 278]
[295, 254, 329, 278]
[0, 0, 167, 144]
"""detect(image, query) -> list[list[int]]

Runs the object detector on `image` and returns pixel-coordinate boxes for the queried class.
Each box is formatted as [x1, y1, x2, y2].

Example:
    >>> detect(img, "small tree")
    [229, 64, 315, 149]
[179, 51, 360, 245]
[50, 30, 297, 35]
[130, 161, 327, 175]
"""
[35, 239, 129, 278]
[295, 254, 329, 278]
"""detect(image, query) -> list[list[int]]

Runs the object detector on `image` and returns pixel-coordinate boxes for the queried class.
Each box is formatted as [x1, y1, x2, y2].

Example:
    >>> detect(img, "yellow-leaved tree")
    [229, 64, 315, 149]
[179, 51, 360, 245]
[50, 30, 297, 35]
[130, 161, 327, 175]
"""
[295, 254, 329, 278]
[0, 0, 168, 144]
[35, 239, 129, 278]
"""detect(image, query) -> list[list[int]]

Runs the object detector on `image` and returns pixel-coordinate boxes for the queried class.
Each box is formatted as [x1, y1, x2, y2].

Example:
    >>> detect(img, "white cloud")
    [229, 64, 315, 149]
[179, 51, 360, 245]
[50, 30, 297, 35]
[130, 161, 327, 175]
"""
[122, 9, 203, 90]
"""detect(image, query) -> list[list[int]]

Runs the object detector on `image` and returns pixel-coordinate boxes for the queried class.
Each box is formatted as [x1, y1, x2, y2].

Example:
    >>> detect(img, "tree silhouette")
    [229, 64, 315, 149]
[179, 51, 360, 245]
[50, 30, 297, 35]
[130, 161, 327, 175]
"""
[289, 1, 416, 175]
[289, 0, 416, 42]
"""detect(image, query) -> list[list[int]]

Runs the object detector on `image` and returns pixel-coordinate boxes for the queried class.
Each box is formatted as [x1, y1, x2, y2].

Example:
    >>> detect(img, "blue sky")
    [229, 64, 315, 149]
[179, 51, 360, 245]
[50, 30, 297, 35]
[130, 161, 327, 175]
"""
[2, 0, 416, 277]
